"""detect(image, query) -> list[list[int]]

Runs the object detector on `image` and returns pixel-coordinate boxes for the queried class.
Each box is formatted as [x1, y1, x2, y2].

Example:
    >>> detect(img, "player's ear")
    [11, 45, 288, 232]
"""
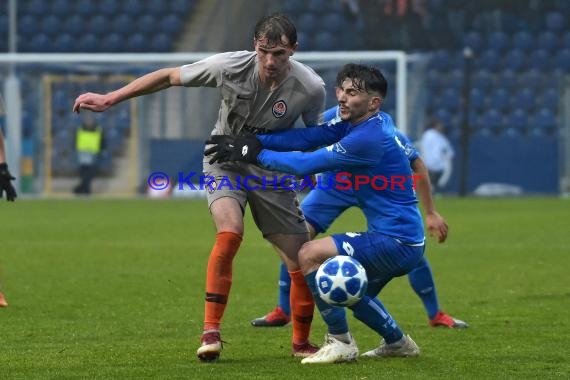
[369, 96, 382, 111]
[290, 42, 298, 55]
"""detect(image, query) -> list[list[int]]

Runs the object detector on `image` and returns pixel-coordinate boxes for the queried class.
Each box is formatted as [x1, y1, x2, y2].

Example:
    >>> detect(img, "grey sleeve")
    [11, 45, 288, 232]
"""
[301, 84, 326, 127]
[179, 54, 226, 88]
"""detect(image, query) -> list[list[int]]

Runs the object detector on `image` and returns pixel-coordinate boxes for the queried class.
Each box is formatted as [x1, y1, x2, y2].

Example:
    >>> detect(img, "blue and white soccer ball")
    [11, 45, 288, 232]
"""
[316, 256, 368, 307]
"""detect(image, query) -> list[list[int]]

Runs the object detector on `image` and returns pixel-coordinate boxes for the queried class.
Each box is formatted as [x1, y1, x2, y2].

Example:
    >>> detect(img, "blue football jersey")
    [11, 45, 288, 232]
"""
[257, 111, 424, 243]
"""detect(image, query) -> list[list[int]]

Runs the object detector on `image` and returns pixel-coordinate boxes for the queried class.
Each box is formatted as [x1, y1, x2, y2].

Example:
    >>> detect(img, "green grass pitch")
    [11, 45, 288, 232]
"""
[1, 197, 569, 379]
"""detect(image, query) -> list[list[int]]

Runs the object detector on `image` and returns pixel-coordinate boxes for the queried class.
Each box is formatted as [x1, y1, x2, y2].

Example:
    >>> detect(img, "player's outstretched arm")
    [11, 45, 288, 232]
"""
[73, 67, 182, 113]
[411, 157, 448, 243]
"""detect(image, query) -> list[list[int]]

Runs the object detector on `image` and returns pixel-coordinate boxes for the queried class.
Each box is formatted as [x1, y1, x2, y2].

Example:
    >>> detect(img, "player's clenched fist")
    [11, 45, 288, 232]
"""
[73, 93, 111, 113]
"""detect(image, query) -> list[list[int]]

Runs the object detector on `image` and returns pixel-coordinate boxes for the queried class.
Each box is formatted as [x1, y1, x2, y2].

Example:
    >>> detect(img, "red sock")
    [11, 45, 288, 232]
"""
[203, 231, 242, 331]
[289, 270, 315, 344]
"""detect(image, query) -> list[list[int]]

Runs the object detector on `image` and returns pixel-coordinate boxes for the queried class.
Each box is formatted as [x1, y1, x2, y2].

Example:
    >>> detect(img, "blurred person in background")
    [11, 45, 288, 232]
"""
[419, 118, 454, 194]
[73, 13, 326, 361]
[0, 97, 17, 307]
[73, 113, 106, 195]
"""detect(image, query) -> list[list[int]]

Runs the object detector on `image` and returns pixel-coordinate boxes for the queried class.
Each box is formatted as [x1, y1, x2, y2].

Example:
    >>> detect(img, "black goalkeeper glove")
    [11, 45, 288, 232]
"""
[204, 135, 262, 165]
[0, 163, 17, 202]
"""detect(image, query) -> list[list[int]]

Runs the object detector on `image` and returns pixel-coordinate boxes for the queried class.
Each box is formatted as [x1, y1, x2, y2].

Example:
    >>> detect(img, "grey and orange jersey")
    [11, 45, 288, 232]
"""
[180, 51, 326, 135]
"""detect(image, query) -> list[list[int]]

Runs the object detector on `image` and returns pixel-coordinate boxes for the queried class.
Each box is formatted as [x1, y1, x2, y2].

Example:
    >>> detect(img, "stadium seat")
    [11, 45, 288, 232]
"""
[440, 88, 461, 111]
[426, 68, 444, 89]
[101, 33, 122, 52]
[537, 31, 559, 52]
[446, 69, 464, 90]
[506, 108, 528, 132]
[528, 49, 551, 71]
[49, 0, 70, 16]
[489, 88, 510, 111]
[483, 108, 503, 132]
[512, 31, 534, 51]
[469, 88, 485, 111]
[160, 14, 184, 36]
[112, 14, 135, 35]
[296, 32, 314, 51]
[313, 32, 336, 51]
[41, 15, 63, 36]
[308, 0, 329, 12]
[433, 108, 453, 129]
[521, 69, 544, 91]
[89, 15, 108, 36]
[497, 69, 517, 89]
[537, 88, 559, 112]
[297, 13, 319, 35]
[463, 31, 483, 52]
[562, 31, 570, 50]
[137, 15, 157, 36]
[53, 33, 75, 52]
[98, 0, 120, 16]
[18, 15, 39, 38]
[28, 33, 51, 52]
[533, 108, 557, 132]
[472, 69, 493, 91]
[430, 49, 452, 71]
[170, 0, 194, 13]
[545, 11, 565, 31]
[74, 0, 96, 15]
[121, 0, 144, 15]
[127, 33, 146, 52]
[64, 15, 84, 35]
[150, 33, 173, 52]
[148, 0, 169, 14]
[487, 31, 509, 53]
[77, 34, 99, 53]
[322, 13, 347, 33]
[555, 49, 570, 71]
[511, 87, 534, 111]
[477, 50, 502, 72]
[503, 49, 527, 72]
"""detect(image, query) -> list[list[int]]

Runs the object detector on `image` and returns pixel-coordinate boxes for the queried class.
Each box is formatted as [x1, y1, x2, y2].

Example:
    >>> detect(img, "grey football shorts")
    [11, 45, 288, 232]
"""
[203, 160, 309, 236]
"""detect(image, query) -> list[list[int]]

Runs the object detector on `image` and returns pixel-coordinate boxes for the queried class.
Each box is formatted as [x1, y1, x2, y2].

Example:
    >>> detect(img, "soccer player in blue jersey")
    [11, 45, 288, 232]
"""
[251, 105, 468, 330]
[206, 63, 431, 363]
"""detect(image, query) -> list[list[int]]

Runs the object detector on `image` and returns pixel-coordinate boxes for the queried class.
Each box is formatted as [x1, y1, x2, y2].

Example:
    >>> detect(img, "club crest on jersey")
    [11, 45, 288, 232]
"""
[272, 100, 287, 118]
[206, 180, 217, 194]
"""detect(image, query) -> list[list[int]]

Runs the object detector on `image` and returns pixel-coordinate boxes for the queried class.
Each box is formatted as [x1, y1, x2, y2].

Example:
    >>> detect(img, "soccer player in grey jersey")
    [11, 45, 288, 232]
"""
[73, 13, 326, 361]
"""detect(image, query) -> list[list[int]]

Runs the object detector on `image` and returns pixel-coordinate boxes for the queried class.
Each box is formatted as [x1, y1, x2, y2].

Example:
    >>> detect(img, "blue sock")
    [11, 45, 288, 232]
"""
[350, 296, 403, 344]
[278, 262, 291, 316]
[408, 257, 440, 319]
[305, 271, 348, 335]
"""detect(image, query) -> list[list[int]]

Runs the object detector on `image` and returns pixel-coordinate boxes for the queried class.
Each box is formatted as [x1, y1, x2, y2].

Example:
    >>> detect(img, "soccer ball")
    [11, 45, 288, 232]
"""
[316, 256, 368, 307]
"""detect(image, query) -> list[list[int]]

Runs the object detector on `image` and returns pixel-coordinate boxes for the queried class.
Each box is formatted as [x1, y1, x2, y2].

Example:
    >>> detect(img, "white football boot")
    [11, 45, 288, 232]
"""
[301, 333, 358, 364]
[361, 334, 420, 358]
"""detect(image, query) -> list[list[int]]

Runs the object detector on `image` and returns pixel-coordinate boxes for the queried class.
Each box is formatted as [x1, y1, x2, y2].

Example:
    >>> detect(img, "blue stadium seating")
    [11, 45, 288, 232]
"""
[478, 50, 502, 72]
[75, 0, 96, 16]
[98, 0, 120, 16]
[137, 15, 157, 36]
[64, 15, 84, 35]
[77, 34, 99, 53]
[112, 14, 135, 35]
[430, 49, 452, 71]
[26, 0, 50, 15]
[297, 13, 319, 35]
[483, 108, 503, 132]
[101, 33, 122, 53]
[313, 32, 336, 51]
[511, 87, 534, 111]
[489, 88, 510, 111]
[537, 31, 559, 52]
[53, 33, 75, 52]
[472, 69, 493, 91]
[469, 88, 485, 111]
[498, 69, 517, 89]
[121, 0, 144, 15]
[555, 49, 570, 71]
[545, 11, 566, 31]
[150, 33, 173, 52]
[504, 49, 527, 72]
[537, 88, 559, 112]
[49, 0, 69, 16]
[562, 31, 570, 50]
[89, 15, 108, 36]
[506, 108, 528, 132]
[148, 0, 169, 14]
[519, 69, 543, 90]
[528, 49, 551, 71]
[171, 0, 194, 13]
[18, 15, 39, 38]
[463, 31, 483, 52]
[440, 88, 461, 111]
[512, 31, 534, 51]
[127, 33, 146, 52]
[487, 31, 509, 52]
[160, 14, 184, 36]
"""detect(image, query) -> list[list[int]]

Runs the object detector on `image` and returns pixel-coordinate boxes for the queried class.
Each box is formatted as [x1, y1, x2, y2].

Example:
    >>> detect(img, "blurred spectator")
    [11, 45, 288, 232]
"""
[73, 114, 106, 195]
[419, 118, 454, 193]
